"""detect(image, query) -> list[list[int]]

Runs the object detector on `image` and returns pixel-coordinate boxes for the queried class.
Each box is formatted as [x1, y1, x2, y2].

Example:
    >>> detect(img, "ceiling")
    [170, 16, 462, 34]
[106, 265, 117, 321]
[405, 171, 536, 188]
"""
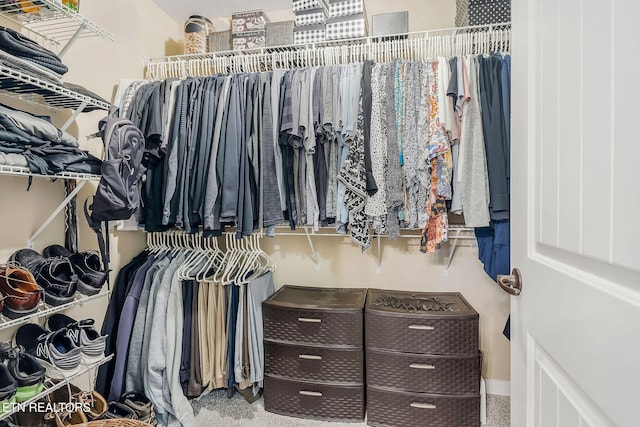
[152, 0, 292, 24]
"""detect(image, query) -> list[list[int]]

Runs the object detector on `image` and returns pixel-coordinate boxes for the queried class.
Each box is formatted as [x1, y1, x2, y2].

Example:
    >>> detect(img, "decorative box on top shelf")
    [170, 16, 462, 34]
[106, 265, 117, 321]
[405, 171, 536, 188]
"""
[266, 21, 294, 46]
[292, 0, 327, 13]
[371, 11, 409, 37]
[232, 30, 266, 50]
[232, 10, 268, 34]
[455, 0, 511, 26]
[325, 12, 368, 40]
[293, 24, 325, 45]
[209, 30, 232, 52]
[327, 0, 364, 18]
[294, 6, 328, 27]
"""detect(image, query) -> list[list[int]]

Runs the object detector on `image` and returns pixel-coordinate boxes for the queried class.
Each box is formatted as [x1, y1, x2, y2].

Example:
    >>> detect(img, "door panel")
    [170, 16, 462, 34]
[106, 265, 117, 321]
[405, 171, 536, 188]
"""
[579, 1, 614, 263]
[512, 0, 640, 426]
[531, 336, 614, 427]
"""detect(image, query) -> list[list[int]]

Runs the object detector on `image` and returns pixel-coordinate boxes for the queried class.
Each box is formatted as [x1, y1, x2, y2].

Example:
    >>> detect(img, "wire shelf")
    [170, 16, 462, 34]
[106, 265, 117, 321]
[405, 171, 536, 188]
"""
[0, 64, 110, 111]
[0, 164, 100, 181]
[0, 0, 114, 49]
[0, 290, 109, 334]
[0, 353, 114, 420]
[147, 23, 512, 64]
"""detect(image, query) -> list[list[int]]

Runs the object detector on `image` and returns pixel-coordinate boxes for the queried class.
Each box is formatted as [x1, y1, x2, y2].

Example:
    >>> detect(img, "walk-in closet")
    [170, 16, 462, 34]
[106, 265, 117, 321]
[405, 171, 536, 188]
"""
[0, 1, 636, 427]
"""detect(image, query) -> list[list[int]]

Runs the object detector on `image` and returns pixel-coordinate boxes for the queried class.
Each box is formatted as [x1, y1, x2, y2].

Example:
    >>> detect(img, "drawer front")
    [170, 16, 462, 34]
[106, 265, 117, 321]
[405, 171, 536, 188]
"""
[366, 350, 481, 394]
[365, 313, 478, 355]
[264, 375, 365, 422]
[265, 341, 364, 384]
[264, 306, 363, 347]
[367, 386, 480, 427]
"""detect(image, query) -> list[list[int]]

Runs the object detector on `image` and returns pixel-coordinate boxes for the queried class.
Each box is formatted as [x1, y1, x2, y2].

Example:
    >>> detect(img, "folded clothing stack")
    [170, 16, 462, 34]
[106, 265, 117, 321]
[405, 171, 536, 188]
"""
[0, 103, 102, 175]
[0, 26, 109, 111]
[0, 25, 67, 78]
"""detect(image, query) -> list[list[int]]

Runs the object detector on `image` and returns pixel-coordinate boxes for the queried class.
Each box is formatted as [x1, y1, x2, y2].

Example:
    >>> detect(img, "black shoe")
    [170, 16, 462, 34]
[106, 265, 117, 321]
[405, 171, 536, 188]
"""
[0, 363, 17, 414]
[0, 344, 45, 403]
[103, 402, 137, 420]
[9, 249, 77, 306]
[14, 324, 81, 380]
[43, 245, 106, 296]
[48, 314, 106, 363]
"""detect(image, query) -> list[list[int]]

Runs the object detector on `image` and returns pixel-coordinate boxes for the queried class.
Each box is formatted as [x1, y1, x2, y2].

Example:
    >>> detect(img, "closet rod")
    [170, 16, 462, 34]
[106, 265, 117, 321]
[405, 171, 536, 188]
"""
[146, 22, 512, 64]
[145, 23, 511, 79]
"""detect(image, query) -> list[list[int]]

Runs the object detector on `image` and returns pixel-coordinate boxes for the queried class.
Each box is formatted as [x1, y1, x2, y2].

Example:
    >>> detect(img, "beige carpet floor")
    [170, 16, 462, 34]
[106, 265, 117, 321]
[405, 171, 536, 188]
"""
[192, 390, 511, 426]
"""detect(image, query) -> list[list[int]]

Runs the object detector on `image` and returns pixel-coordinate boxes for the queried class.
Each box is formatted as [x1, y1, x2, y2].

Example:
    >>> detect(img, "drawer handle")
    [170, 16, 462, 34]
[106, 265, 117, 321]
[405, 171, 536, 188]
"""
[299, 354, 323, 360]
[298, 317, 322, 323]
[410, 363, 435, 370]
[408, 325, 435, 331]
[411, 403, 437, 410]
[299, 391, 323, 397]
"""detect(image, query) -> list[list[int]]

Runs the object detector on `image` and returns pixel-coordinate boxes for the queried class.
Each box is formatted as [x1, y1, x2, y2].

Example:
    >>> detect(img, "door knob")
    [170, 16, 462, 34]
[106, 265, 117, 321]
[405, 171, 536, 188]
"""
[496, 268, 522, 296]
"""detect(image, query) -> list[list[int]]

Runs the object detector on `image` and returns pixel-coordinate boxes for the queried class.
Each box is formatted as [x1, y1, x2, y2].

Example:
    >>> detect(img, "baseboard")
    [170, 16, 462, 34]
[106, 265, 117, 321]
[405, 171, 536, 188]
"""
[485, 379, 511, 396]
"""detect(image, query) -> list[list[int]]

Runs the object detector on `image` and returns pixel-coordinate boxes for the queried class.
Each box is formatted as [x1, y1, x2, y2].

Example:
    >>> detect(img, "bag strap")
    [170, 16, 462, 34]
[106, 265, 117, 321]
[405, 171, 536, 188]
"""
[84, 197, 111, 289]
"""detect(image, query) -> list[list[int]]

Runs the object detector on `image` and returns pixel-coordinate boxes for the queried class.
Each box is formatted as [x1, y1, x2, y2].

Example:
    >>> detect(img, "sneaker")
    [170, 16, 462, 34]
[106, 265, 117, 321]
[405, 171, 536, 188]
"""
[102, 401, 137, 420]
[48, 314, 106, 364]
[0, 263, 43, 319]
[0, 344, 45, 402]
[43, 245, 107, 296]
[0, 364, 17, 415]
[49, 384, 107, 421]
[14, 324, 81, 380]
[9, 249, 77, 307]
[120, 392, 157, 425]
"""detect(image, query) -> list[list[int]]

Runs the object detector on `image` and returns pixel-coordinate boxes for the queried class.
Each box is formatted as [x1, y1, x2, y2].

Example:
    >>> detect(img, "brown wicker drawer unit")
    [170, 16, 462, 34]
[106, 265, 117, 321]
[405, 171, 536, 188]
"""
[365, 289, 481, 427]
[263, 285, 367, 422]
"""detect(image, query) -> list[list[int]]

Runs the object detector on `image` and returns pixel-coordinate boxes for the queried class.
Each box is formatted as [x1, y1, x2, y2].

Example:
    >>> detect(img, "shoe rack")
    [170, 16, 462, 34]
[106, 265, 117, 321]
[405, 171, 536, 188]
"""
[0, 3, 114, 420]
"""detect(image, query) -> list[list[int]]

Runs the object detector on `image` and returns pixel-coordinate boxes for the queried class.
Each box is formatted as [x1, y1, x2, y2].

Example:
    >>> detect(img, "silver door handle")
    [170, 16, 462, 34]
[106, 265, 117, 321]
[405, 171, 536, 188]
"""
[497, 268, 523, 296]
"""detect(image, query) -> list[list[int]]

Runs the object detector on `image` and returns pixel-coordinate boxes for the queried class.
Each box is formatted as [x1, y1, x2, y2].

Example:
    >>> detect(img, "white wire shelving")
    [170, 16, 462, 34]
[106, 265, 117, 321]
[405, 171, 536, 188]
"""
[0, 353, 114, 421]
[0, 290, 109, 333]
[0, 0, 114, 55]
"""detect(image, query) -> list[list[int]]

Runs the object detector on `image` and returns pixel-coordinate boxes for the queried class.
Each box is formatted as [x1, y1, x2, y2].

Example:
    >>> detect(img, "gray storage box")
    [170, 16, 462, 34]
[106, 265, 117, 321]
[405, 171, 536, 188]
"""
[371, 11, 408, 37]
[295, 7, 328, 27]
[293, 24, 326, 44]
[266, 21, 294, 46]
[208, 30, 232, 52]
[232, 10, 268, 34]
[292, 0, 327, 13]
[325, 13, 367, 40]
[456, 0, 511, 26]
[232, 30, 266, 50]
[327, 0, 364, 18]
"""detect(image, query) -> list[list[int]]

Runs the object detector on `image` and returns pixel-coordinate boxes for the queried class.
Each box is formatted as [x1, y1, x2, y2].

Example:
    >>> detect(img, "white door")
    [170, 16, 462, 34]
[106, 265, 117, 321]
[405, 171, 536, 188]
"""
[511, 0, 640, 426]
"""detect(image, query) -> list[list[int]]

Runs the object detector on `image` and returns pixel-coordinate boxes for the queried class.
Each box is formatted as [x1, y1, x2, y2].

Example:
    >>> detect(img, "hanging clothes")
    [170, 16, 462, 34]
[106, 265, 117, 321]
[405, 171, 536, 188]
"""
[121, 53, 511, 255]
